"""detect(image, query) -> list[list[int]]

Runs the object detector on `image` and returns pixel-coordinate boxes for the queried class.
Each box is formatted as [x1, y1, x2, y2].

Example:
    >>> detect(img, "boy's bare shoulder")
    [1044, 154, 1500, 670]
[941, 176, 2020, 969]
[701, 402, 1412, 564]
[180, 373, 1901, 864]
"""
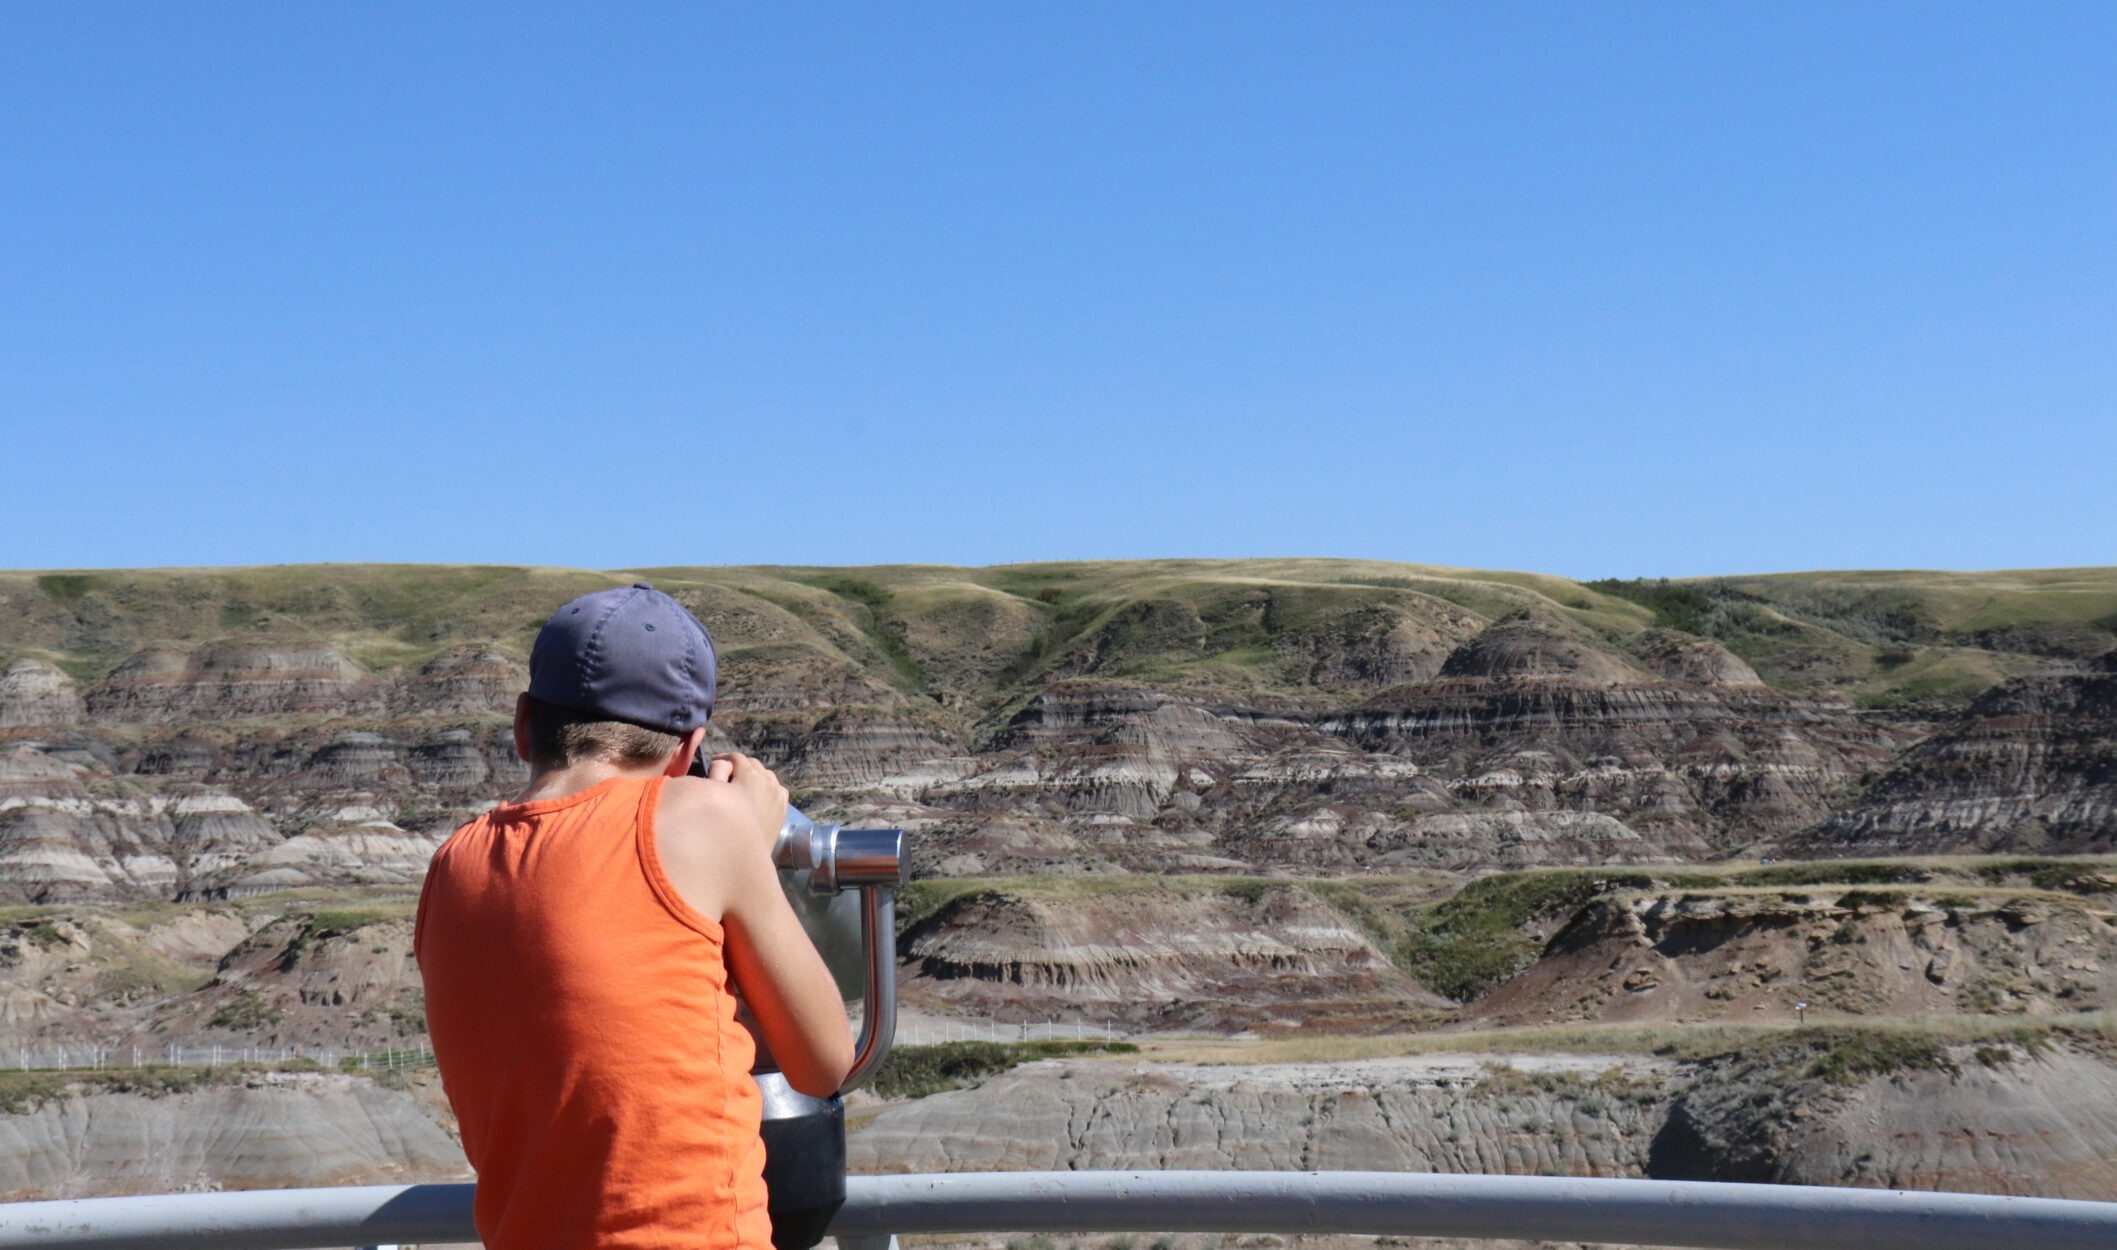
[655, 776, 759, 850]
[653, 777, 774, 920]
[664, 779, 757, 826]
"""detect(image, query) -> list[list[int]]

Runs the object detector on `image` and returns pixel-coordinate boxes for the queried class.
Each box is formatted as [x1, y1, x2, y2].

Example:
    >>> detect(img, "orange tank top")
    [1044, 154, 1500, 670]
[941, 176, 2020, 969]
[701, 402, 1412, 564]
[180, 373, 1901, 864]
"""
[415, 775, 770, 1250]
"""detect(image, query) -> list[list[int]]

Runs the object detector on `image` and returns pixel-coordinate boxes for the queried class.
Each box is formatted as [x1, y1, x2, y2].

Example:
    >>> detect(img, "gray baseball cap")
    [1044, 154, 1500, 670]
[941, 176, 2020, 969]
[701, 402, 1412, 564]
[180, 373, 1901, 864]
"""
[527, 583, 717, 734]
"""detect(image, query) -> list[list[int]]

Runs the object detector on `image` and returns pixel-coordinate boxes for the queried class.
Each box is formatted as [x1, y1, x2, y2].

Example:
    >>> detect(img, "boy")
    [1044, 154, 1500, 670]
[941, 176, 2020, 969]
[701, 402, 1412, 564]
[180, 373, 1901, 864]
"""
[417, 583, 853, 1250]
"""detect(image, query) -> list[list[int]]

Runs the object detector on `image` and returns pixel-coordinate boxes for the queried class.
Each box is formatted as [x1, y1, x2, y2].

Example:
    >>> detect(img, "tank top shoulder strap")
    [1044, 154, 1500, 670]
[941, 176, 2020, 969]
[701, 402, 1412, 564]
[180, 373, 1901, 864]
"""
[627, 773, 723, 942]
[633, 772, 669, 824]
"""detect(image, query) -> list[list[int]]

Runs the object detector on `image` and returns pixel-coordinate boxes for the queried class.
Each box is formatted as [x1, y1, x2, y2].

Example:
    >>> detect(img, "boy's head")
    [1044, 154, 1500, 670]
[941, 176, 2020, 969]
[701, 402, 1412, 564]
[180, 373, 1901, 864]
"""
[519, 583, 717, 771]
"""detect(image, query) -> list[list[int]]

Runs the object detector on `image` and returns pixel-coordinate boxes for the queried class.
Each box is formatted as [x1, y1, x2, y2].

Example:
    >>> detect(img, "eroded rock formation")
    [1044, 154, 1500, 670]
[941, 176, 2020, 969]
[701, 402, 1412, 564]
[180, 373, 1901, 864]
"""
[848, 1043, 2117, 1199]
[0, 1072, 467, 1201]
[0, 561, 2108, 895]
[1795, 660, 2117, 856]
[900, 883, 1448, 1031]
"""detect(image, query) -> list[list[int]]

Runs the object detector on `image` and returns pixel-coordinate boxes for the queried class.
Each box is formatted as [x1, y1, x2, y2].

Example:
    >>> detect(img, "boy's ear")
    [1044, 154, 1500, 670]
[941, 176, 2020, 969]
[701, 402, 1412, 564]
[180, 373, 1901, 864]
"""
[513, 693, 534, 765]
[665, 726, 710, 778]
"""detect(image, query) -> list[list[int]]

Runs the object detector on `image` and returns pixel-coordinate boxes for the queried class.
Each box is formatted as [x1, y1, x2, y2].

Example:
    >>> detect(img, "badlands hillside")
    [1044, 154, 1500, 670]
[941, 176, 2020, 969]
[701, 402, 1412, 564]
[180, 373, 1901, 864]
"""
[1, 559, 2113, 900]
[1, 559, 2115, 1205]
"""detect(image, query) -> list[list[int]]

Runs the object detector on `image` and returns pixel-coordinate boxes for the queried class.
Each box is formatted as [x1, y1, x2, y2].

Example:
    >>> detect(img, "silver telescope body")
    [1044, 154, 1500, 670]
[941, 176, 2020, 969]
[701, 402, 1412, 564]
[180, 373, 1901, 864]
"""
[767, 807, 903, 1093]
[753, 805, 905, 1250]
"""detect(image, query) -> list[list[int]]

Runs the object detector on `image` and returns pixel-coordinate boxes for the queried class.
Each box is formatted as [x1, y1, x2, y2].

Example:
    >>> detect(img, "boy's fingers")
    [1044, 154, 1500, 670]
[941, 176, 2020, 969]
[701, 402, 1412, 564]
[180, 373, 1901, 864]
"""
[706, 757, 735, 781]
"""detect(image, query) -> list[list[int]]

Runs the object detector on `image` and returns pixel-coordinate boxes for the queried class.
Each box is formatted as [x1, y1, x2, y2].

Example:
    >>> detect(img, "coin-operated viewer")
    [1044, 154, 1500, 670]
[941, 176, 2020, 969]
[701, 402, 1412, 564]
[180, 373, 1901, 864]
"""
[416, 583, 853, 1250]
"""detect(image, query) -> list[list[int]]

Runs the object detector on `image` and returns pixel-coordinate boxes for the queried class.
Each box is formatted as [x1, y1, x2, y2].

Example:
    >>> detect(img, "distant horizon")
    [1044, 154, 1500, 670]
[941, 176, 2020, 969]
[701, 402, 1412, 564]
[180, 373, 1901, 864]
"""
[9, 555, 2117, 584]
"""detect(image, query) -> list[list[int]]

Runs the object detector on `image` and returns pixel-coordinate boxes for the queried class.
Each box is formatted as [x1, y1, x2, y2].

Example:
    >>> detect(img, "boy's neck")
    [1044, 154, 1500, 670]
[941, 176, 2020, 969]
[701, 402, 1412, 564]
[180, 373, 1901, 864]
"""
[513, 756, 674, 805]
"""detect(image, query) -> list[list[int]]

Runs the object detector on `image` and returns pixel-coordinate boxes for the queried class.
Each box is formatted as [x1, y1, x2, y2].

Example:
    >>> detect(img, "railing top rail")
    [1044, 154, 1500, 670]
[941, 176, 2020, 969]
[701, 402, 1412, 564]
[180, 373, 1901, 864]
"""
[1, 1172, 2115, 1250]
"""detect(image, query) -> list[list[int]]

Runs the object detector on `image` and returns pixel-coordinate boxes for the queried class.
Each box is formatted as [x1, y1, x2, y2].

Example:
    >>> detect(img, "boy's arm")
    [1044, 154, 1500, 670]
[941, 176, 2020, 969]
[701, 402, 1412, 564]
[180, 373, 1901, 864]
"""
[656, 757, 855, 1098]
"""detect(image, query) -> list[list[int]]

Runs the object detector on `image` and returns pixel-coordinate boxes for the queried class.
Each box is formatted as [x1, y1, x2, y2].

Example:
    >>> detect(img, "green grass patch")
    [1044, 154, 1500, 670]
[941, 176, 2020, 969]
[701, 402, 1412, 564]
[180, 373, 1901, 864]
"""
[34, 573, 99, 607]
[1217, 880, 1277, 905]
[809, 577, 926, 690]
[1585, 579, 1715, 634]
[816, 577, 891, 613]
[1805, 1029, 1961, 1086]
[17, 918, 68, 951]
[0, 1065, 235, 1114]
[1399, 870, 1651, 1002]
[894, 880, 1003, 939]
[1976, 859, 2117, 895]
[303, 908, 406, 939]
[1833, 889, 1902, 911]
[208, 991, 283, 1031]
[866, 1040, 1138, 1100]
[1737, 861, 1928, 888]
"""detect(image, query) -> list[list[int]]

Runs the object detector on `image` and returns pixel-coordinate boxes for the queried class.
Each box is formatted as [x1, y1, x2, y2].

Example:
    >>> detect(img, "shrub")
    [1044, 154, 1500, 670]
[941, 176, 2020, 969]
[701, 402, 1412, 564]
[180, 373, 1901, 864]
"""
[1584, 578, 1715, 634]
[1806, 1030, 1958, 1087]
[208, 991, 282, 1031]
[1740, 862, 1926, 888]
[1834, 889, 1899, 911]
[866, 1040, 1137, 1101]
[1400, 871, 1647, 1002]
[18, 918, 67, 951]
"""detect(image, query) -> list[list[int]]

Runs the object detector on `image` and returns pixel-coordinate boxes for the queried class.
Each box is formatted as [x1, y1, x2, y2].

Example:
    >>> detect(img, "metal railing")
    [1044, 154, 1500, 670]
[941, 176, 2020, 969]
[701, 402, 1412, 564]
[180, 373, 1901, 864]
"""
[2, 1172, 2115, 1250]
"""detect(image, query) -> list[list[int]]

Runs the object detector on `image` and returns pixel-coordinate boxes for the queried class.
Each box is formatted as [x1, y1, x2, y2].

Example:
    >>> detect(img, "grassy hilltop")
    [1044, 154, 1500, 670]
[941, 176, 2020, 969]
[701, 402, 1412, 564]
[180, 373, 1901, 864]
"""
[8, 558, 2116, 714]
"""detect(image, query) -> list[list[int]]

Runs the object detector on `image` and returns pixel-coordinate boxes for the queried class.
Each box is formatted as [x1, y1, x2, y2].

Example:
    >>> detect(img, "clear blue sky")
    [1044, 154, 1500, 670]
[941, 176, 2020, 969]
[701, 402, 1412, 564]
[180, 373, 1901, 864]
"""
[3, 4, 2111, 578]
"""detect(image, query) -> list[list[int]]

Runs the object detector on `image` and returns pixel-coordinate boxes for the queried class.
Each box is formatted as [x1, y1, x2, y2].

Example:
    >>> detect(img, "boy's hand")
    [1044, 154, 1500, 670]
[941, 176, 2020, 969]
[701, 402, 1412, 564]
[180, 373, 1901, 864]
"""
[704, 753, 788, 844]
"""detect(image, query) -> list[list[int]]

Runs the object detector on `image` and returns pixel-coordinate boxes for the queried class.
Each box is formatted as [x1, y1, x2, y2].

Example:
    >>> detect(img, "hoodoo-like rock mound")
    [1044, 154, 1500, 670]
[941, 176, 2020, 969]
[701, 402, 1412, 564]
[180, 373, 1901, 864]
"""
[1437, 617, 1651, 687]
[1794, 666, 2117, 856]
[1632, 630, 1767, 688]
[783, 707, 967, 793]
[899, 883, 1446, 1032]
[0, 743, 173, 902]
[160, 786, 282, 898]
[1272, 601, 1483, 688]
[396, 649, 523, 716]
[86, 646, 385, 723]
[406, 727, 512, 791]
[0, 660, 83, 727]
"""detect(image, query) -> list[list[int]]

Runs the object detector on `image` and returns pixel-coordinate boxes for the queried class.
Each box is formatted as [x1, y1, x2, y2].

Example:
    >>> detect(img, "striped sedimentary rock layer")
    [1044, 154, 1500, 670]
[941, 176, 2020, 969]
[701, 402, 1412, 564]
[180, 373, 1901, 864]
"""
[0, 603, 2105, 900]
[1795, 660, 2117, 856]
[898, 883, 1448, 1031]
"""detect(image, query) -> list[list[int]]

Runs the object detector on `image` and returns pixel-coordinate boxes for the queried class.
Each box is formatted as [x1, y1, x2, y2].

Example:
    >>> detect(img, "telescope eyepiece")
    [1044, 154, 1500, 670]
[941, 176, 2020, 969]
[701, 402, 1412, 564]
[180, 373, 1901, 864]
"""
[775, 807, 900, 895]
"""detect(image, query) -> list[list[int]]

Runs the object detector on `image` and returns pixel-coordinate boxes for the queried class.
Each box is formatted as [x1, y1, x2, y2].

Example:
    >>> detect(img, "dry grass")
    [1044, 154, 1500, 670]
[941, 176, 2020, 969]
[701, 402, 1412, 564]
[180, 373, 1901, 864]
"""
[10, 558, 2112, 707]
[1141, 1012, 2117, 1067]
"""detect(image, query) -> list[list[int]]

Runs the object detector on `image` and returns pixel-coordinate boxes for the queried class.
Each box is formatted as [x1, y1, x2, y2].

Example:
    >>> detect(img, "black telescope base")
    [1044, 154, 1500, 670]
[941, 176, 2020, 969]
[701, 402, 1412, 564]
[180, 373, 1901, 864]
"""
[761, 1094, 847, 1250]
